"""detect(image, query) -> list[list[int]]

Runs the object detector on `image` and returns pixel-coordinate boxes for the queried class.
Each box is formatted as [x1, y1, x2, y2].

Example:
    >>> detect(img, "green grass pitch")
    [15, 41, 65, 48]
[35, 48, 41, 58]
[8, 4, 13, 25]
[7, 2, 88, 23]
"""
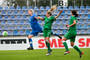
[0, 48, 89, 60]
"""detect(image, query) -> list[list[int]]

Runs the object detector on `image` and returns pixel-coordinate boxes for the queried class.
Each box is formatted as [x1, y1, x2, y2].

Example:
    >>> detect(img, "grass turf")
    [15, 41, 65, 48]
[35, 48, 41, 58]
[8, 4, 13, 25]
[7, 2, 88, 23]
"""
[0, 48, 89, 60]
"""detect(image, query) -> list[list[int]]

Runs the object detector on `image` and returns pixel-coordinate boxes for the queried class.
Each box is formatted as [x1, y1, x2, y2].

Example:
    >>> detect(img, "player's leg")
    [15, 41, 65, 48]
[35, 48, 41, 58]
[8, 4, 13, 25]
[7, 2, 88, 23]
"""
[70, 37, 84, 58]
[27, 32, 39, 50]
[51, 32, 62, 39]
[27, 35, 34, 50]
[62, 32, 71, 55]
[43, 29, 52, 56]
[45, 37, 52, 56]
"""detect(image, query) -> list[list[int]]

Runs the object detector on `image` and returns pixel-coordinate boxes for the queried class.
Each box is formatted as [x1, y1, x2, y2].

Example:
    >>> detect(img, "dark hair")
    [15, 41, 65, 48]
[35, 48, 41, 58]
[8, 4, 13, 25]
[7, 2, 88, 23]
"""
[72, 10, 78, 17]
[47, 11, 52, 16]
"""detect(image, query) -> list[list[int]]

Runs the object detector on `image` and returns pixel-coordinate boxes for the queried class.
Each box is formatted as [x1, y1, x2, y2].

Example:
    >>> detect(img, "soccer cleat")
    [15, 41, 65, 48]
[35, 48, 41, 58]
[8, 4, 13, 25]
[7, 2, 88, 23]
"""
[27, 47, 34, 50]
[64, 51, 70, 55]
[80, 52, 84, 58]
[46, 50, 52, 56]
[46, 53, 51, 56]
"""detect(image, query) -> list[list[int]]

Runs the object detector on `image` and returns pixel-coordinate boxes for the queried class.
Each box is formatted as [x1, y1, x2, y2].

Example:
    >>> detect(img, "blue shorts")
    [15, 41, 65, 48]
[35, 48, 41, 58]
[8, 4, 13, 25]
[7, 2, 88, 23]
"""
[30, 31, 39, 36]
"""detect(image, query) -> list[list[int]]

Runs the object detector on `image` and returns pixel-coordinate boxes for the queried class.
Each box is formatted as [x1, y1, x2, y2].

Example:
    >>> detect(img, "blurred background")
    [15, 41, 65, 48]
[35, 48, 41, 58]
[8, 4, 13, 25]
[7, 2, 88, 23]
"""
[0, 0, 90, 7]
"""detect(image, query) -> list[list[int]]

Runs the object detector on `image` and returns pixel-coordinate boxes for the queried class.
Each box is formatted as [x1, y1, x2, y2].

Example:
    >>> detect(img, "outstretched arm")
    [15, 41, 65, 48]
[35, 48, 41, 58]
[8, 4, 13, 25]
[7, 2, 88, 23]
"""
[55, 10, 63, 19]
[35, 17, 44, 21]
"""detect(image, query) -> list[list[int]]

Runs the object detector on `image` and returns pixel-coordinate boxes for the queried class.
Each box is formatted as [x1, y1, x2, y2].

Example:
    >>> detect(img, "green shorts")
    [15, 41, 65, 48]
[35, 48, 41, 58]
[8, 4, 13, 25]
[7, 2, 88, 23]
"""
[43, 29, 51, 37]
[64, 31, 76, 42]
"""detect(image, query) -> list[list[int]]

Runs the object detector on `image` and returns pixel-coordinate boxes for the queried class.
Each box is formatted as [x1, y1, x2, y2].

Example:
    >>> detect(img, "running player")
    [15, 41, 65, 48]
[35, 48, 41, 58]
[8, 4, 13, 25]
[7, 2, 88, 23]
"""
[62, 10, 84, 58]
[27, 9, 42, 50]
[36, 10, 63, 55]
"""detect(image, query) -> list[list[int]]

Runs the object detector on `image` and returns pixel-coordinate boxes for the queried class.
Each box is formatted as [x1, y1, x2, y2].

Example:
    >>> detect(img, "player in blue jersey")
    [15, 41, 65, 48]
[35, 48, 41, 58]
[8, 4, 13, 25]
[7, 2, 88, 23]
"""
[27, 9, 42, 50]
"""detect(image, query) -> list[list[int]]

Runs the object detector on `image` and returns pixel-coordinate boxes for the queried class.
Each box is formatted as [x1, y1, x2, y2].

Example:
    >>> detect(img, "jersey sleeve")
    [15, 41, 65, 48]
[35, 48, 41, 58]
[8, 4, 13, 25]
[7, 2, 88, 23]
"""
[52, 16, 56, 21]
[33, 14, 37, 18]
[72, 16, 77, 22]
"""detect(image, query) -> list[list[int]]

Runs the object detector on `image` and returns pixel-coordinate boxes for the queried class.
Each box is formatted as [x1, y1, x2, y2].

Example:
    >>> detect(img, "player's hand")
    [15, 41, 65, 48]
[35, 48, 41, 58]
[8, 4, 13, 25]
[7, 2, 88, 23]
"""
[66, 24, 70, 28]
[60, 10, 63, 13]
[35, 17, 40, 19]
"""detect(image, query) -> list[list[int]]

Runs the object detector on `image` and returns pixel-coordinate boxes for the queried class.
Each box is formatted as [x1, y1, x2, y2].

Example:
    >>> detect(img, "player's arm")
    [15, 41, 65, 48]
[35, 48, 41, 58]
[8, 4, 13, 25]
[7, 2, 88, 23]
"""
[70, 20, 76, 27]
[35, 17, 44, 21]
[55, 10, 63, 19]
[66, 20, 76, 28]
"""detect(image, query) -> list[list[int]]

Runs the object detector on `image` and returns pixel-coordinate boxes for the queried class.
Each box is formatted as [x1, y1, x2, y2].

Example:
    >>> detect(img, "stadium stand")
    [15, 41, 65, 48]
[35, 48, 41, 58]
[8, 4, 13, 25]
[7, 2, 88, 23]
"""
[0, 6, 90, 35]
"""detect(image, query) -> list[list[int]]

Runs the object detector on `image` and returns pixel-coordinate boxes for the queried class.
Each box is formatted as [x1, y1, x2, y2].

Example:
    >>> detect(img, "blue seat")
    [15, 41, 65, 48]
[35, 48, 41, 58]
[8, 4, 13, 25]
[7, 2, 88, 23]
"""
[13, 30, 18, 35]
[7, 31, 13, 35]
[63, 7, 67, 10]
[46, 6, 50, 10]
[56, 30, 61, 35]
[7, 10, 12, 15]
[1, 10, 6, 14]
[28, 6, 33, 9]
[88, 14, 90, 19]
[80, 6, 85, 10]
[7, 21, 12, 24]
[69, 6, 73, 10]
[25, 10, 28, 15]
[81, 15, 86, 19]
[22, 6, 27, 9]
[19, 30, 25, 35]
[84, 10, 88, 14]
[0, 15, 2, 19]
[14, 10, 18, 14]
[23, 15, 27, 18]
[4, 15, 8, 19]
[74, 6, 79, 10]
[11, 15, 15, 18]
[10, 6, 15, 9]
[14, 20, 18, 24]
[0, 7, 2, 10]
[40, 6, 44, 10]
[1, 21, 5, 24]
[4, 6, 9, 10]
[19, 10, 24, 15]
[86, 6, 90, 9]
[34, 6, 38, 10]
[25, 30, 30, 35]
[63, 30, 67, 34]
[88, 24, 90, 28]
[16, 15, 21, 18]
[67, 10, 71, 14]
[57, 6, 62, 10]
[87, 29, 90, 34]
[16, 6, 21, 9]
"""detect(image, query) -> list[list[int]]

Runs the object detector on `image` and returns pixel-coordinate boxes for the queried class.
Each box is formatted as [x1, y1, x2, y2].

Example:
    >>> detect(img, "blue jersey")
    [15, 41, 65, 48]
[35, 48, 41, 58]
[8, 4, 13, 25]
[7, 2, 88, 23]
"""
[29, 14, 42, 33]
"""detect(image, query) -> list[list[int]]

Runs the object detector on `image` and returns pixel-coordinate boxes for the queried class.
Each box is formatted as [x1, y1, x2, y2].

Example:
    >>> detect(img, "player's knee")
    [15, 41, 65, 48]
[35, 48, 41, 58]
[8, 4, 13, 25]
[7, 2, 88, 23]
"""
[62, 38, 67, 41]
[71, 42, 74, 47]
[45, 37, 49, 43]
[28, 35, 33, 39]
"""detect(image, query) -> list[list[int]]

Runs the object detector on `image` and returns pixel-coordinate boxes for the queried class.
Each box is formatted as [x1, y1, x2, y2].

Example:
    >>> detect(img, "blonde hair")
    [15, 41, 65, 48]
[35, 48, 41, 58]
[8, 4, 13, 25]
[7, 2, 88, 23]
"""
[29, 9, 34, 14]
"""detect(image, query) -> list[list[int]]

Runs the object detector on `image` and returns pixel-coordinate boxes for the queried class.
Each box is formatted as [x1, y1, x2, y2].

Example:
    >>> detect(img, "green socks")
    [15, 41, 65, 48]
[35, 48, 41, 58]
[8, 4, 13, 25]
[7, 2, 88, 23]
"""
[63, 41, 69, 51]
[73, 45, 82, 54]
[46, 42, 51, 52]
[62, 41, 82, 54]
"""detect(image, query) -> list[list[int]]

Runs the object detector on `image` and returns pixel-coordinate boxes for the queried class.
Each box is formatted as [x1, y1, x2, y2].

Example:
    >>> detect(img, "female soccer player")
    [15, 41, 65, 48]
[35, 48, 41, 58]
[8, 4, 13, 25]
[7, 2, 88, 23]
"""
[36, 9, 63, 55]
[27, 9, 42, 50]
[62, 10, 84, 58]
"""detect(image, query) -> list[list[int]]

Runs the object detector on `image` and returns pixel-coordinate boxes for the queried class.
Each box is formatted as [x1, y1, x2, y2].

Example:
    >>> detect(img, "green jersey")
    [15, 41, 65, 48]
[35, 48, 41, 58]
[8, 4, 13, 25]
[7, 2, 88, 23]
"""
[64, 16, 77, 41]
[44, 16, 56, 30]
[69, 16, 77, 32]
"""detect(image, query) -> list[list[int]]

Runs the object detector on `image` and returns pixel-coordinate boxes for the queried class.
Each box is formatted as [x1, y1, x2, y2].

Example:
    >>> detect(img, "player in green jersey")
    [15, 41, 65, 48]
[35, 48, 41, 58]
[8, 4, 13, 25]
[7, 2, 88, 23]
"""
[62, 10, 84, 58]
[36, 9, 63, 56]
